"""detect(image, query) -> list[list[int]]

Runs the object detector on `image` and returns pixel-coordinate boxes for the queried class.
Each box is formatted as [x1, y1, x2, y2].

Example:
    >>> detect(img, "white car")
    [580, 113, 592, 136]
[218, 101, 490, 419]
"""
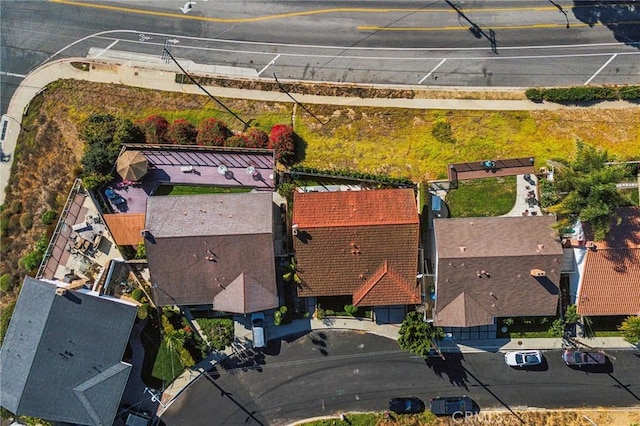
[504, 350, 543, 367]
[251, 312, 266, 349]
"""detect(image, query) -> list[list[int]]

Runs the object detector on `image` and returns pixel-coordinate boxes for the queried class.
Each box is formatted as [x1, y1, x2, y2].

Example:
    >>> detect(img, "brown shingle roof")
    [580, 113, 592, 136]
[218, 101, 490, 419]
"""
[293, 189, 420, 306]
[577, 207, 640, 316]
[434, 216, 563, 327]
[145, 193, 277, 311]
[103, 214, 145, 246]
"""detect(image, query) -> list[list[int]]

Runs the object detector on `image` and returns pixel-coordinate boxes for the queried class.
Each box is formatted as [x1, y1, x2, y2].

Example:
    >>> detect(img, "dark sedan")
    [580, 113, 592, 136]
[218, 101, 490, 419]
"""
[388, 397, 425, 414]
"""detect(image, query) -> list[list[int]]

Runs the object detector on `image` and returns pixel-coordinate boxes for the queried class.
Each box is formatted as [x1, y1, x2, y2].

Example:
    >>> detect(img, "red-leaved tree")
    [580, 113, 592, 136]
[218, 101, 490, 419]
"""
[167, 119, 197, 145]
[196, 118, 232, 146]
[137, 115, 169, 144]
[269, 124, 296, 165]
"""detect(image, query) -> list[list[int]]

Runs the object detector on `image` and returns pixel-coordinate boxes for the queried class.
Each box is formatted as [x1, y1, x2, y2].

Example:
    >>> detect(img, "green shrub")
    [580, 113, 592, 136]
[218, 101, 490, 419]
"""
[130, 288, 144, 301]
[135, 242, 146, 259]
[525, 88, 544, 102]
[431, 120, 455, 143]
[196, 317, 233, 350]
[137, 303, 150, 320]
[177, 345, 195, 367]
[41, 210, 58, 225]
[344, 304, 358, 316]
[19, 213, 33, 231]
[81, 172, 112, 190]
[548, 318, 565, 337]
[279, 306, 288, 315]
[564, 304, 580, 324]
[325, 309, 335, 316]
[619, 85, 640, 100]
[0, 274, 15, 293]
[540, 86, 618, 103]
[274, 316, 281, 326]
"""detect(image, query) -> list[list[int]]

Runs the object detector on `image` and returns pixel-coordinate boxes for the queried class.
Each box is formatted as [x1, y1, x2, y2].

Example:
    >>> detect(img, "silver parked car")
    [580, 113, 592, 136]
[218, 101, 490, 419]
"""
[504, 350, 543, 367]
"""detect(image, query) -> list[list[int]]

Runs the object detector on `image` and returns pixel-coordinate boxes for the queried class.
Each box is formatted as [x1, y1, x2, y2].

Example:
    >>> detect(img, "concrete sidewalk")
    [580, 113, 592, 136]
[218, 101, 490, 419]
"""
[3, 56, 639, 204]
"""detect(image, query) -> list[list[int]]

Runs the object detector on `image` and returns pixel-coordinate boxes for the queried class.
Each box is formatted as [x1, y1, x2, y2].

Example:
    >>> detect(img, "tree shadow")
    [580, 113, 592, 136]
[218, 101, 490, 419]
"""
[424, 353, 469, 389]
[572, 1, 640, 48]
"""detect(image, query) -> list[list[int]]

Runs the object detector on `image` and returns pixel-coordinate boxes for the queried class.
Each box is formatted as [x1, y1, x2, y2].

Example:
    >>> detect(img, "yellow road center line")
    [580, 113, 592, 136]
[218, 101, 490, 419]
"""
[50, 0, 581, 23]
[357, 21, 640, 31]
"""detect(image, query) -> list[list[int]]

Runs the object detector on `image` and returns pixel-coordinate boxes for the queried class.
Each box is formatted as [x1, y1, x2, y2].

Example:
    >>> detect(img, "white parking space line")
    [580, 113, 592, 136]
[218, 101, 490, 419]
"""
[257, 54, 281, 76]
[419, 58, 447, 84]
[0, 71, 27, 78]
[93, 40, 119, 58]
[584, 53, 617, 85]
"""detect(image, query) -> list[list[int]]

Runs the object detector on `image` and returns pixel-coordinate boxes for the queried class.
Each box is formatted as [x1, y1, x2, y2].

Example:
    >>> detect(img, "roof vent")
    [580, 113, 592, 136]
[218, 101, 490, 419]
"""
[459, 246, 466, 253]
[530, 269, 546, 277]
[55, 287, 67, 297]
[537, 244, 545, 251]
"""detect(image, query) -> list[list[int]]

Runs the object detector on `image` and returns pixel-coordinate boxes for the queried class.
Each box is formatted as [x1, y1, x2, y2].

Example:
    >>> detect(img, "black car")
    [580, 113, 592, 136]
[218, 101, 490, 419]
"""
[388, 397, 425, 414]
[430, 396, 474, 416]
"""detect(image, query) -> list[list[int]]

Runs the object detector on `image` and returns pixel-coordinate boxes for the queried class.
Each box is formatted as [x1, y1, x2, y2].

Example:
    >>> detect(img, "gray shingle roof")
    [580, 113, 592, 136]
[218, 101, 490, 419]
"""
[0, 277, 137, 425]
[145, 193, 277, 310]
[433, 216, 563, 327]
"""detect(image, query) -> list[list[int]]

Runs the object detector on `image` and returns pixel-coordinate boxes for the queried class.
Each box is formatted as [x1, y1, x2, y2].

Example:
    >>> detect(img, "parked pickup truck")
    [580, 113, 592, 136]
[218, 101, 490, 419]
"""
[429, 396, 475, 416]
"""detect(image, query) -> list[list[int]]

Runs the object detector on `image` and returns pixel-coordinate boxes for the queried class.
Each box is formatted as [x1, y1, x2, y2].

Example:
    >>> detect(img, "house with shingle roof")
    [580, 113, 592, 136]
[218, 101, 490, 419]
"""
[144, 192, 278, 312]
[432, 216, 563, 328]
[292, 189, 421, 320]
[576, 206, 640, 317]
[0, 277, 137, 426]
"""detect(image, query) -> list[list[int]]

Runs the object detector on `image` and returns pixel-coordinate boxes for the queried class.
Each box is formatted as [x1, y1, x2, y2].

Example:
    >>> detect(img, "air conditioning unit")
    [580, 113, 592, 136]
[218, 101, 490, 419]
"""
[530, 269, 546, 277]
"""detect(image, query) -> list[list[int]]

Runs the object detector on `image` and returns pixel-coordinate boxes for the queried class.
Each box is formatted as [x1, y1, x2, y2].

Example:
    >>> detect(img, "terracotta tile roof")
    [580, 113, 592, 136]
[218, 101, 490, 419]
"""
[293, 188, 418, 228]
[103, 213, 145, 246]
[578, 207, 640, 316]
[434, 216, 563, 327]
[293, 189, 420, 306]
[145, 193, 277, 311]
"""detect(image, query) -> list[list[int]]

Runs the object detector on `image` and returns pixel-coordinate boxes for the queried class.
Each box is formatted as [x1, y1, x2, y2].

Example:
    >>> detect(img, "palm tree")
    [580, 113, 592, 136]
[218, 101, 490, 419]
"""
[282, 257, 301, 285]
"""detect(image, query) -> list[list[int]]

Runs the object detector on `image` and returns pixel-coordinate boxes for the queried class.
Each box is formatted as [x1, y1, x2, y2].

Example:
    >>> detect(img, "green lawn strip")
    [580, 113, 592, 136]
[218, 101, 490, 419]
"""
[593, 331, 623, 337]
[154, 185, 252, 196]
[152, 341, 185, 384]
[445, 176, 517, 217]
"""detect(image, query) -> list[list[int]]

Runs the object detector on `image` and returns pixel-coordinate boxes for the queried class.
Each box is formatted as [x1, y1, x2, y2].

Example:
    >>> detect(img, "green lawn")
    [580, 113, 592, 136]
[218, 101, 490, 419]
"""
[445, 176, 517, 217]
[152, 341, 185, 385]
[154, 185, 252, 196]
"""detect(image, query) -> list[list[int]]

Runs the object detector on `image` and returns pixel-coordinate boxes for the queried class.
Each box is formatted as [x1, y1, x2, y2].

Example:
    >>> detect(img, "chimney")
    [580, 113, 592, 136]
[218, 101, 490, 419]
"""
[530, 269, 546, 277]
[141, 229, 150, 238]
[55, 288, 67, 297]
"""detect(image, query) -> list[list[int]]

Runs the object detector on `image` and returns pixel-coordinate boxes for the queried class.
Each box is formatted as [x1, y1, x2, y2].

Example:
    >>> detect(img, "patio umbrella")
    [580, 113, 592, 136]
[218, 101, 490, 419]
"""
[116, 150, 148, 181]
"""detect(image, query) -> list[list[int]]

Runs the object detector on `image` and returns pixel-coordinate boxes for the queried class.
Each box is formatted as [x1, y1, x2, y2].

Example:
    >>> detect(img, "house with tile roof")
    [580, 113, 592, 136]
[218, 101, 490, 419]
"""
[576, 206, 640, 317]
[144, 192, 278, 312]
[0, 277, 137, 426]
[292, 188, 421, 321]
[432, 216, 563, 328]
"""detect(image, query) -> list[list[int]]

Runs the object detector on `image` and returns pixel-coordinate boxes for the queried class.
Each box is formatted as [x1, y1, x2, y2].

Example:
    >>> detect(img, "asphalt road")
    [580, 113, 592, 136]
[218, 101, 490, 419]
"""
[2, 0, 640, 114]
[159, 330, 640, 426]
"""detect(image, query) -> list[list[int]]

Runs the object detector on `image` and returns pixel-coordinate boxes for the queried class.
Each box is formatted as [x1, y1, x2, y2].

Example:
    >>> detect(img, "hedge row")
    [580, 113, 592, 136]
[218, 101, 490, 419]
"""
[290, 165, 414, 186]
[526, 85, 640, 103]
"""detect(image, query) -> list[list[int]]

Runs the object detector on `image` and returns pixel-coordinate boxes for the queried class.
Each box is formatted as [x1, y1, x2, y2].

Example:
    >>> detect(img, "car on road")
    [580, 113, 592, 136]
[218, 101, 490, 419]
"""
[429, 396, 474, 416]
[251, 312, 266, 349]
[562, 349, 607, 367]
[504, 350, 543, 367]
[388, 397, 425, 414]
